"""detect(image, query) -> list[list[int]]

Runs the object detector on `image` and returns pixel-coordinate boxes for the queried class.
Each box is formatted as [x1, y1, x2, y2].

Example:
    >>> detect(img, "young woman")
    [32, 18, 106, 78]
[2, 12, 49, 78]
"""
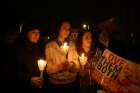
[45, 20, 80, 93]
[68, 30, 100, 93]
[14, 23, 44, 93]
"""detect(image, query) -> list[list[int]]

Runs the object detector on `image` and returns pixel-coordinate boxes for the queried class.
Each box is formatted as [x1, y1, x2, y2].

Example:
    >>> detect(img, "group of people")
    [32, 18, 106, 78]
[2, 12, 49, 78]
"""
[12, 20, 103, 93]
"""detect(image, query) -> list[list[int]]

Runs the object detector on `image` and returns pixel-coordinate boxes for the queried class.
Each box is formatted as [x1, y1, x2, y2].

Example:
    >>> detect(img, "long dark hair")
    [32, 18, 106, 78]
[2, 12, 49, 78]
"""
[52, 18, 71, 40]
[75, 30, 96, 59]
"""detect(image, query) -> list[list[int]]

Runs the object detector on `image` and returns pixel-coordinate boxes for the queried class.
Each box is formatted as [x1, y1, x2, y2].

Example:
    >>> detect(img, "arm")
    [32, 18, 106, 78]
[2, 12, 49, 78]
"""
[68, 43, 81, 72]
[45, 44, 62, 74]
[16, 52, 32, 85]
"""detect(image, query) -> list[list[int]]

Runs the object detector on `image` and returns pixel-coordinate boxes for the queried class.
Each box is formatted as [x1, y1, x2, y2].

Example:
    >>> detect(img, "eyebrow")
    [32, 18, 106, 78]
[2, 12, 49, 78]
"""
[32, 31, 40, 33]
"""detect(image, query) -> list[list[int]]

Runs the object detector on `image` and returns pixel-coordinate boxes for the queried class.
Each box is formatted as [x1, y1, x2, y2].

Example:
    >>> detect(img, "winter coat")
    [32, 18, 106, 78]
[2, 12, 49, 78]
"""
[14, 40, 44, 92]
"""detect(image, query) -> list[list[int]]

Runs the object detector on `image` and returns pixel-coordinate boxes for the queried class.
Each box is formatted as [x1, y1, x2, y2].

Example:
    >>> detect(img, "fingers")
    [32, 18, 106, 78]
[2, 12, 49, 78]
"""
[31, 77, 42, 88]
[36, 77, 41, 81]
[58, 62, 77, 72]
[58, 62, 68, 71]
[34, 80, 42, 88]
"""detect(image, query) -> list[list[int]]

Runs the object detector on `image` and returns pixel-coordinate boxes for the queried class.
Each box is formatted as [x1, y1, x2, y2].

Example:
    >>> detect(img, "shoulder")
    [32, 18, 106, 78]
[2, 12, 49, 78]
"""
[45, 40, 57, 49]
[69, 41, 76, 49]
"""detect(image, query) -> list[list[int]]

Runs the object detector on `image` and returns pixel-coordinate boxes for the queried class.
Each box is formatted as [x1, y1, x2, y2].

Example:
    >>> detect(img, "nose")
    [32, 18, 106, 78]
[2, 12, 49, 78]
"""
[35, 33, 40, 36]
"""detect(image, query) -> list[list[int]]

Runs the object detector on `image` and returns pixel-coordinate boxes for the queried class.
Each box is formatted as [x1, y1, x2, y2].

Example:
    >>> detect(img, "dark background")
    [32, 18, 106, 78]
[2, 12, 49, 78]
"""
[2, 0, 139, 33]
[1, 0, 140, 62]
[0, 1, 139, 91]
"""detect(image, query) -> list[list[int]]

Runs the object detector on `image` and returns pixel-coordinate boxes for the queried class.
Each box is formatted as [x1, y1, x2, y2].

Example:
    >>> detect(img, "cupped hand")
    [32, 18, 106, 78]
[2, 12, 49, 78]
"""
[31, 77, 42, 88]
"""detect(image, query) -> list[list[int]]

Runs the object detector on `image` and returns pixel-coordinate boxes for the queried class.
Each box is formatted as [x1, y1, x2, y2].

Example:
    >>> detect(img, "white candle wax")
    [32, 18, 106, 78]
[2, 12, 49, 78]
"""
[61, 42, 69, 54]
[37, 59, 47, 88]
[38, 59, 47, 71]
[80, 53, 87, 66]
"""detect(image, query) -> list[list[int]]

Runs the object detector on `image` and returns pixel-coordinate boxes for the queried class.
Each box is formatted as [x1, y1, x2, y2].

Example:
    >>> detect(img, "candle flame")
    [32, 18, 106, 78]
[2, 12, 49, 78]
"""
[81, 53, 85, 60]
[80, 53, 87, 66]
[37, 59, 47, 71]
[64, 42, 68, 46]
[61, 42, 69, 53]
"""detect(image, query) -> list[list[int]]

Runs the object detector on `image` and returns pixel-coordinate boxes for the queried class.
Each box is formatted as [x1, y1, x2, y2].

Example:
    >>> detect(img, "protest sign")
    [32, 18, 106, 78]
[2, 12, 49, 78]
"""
[91, 49, 140, 93]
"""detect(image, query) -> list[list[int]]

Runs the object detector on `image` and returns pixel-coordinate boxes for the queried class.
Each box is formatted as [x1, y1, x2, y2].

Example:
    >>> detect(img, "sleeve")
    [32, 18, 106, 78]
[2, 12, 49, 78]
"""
[18, 63, 31, 85]
[16, 49, 31, 85]
[45, 44, 61, 74]
[68, 43, 80, 70]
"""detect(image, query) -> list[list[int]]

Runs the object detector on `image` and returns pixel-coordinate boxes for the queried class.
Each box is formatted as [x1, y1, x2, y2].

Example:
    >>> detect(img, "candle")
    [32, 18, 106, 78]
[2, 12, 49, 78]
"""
[38, 59, 47, 71]
[79, 53, 87, 66]
[97, 90, 107, 93]
[37, 59, 47, 88]
[61, 42, 69, 54]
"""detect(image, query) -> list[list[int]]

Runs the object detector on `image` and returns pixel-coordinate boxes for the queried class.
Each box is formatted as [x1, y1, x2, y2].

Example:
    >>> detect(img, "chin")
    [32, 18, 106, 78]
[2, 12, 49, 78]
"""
[32, 41, 38, 43]
[64, 36, 68, 39]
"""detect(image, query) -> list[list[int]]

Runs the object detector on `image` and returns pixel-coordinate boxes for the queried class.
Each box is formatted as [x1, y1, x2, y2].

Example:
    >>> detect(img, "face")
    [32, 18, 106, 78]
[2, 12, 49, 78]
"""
[59, 22, 71, 39]
[27, 29, 40, 43]
[82, 32, 92, 48]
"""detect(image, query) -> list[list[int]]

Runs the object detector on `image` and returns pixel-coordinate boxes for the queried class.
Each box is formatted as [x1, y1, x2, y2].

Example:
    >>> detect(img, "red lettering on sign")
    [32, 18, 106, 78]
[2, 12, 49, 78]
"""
[107, 54, 125, 65]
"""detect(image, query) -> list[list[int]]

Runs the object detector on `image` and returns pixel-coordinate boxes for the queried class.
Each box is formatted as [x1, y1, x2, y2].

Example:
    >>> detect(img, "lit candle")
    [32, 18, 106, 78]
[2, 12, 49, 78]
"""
[97, 90, 107, 93]
[37, 59, 47, 88]
[61, 42, 69, 54]
[79, 53, 87, 66]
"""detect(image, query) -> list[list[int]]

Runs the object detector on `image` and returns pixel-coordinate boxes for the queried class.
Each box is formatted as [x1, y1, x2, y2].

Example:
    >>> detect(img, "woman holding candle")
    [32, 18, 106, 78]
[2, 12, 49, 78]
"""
[68, 30, 100, 93]
[45, 20, 80, 93]
[14, 22, 44, 93]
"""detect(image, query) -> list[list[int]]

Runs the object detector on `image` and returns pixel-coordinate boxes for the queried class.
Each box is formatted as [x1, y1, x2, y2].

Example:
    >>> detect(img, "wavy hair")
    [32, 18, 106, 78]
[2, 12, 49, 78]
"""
[75, 30, 96, 59]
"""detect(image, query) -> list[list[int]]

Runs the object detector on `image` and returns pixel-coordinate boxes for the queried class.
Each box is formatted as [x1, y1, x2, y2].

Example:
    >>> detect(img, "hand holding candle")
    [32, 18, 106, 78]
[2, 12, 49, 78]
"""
[37, 59, 47, 88]
[38, 59, 47, 71]
[79, 53, 87, 69]
[61, 42, 69, 54]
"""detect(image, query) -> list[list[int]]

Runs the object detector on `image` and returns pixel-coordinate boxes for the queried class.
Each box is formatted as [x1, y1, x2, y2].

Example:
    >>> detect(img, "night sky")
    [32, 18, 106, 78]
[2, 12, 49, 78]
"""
[0, 0, 132, 28]
[2, 0, 140, 48]
[13, 0, 139, 33]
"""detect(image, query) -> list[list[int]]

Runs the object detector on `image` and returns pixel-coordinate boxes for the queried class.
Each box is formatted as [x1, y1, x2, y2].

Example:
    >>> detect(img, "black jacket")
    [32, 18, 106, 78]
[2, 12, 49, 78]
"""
[14, 40, 44, 91]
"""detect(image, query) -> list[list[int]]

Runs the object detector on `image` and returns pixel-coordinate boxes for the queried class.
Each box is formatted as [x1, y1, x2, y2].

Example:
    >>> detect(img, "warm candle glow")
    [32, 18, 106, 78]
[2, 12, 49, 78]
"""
[83, 24, 87, 29]
[61, 42, 69, 54]
[37, 59, 47, 71]
[80, 53, 87, 66]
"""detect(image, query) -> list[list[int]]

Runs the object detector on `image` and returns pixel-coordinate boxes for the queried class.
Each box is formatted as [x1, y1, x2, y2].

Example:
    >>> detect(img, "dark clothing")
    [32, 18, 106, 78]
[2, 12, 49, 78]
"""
[46, 78, 80, 93]
[76, 47, 104, 93]
[14, 40, 44, 93]
[0, 43, 19, 92]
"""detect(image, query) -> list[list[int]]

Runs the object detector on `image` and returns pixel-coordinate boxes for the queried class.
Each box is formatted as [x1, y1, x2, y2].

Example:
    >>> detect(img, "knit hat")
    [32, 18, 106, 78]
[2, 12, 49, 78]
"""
[22, 21, 41, 33]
